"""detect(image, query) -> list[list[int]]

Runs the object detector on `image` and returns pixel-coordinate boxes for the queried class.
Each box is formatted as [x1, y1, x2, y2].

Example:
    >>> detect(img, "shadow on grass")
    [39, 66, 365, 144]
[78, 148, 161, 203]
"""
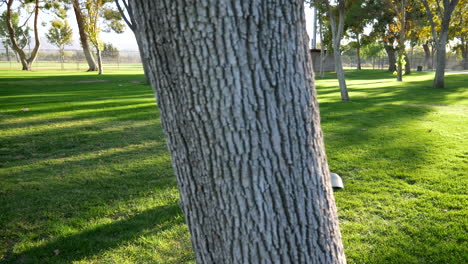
[3, 204, 184, 264]
[316, 71, 467, 263]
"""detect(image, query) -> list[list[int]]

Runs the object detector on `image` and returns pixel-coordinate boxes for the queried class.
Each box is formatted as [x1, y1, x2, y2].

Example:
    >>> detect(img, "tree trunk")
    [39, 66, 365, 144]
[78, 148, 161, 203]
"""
[96, 48, 103, 75]
[385, 45, 396, 72]
[325, 0, 349, 101]
[334, 44, 350, 101]
[404, 53, 410, 75]
[130, 0, 346, 263]
[72, 0, 98, 72]
[5, 45, 10, 62]
[422, 42, 431, 70]
[356, 34, 361, 70]
[433, 33, 448, 88]
[396, 51, 403, 81]
[461, 38, 468, 70]
[6, 0, 40, 71]
[60, 47, 65, 70]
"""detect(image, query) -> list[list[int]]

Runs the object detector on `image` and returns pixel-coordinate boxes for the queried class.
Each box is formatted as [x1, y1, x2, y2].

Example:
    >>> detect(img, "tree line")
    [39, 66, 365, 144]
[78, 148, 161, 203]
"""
[309, 0, 465, 97]
[0, 0, 124, 74]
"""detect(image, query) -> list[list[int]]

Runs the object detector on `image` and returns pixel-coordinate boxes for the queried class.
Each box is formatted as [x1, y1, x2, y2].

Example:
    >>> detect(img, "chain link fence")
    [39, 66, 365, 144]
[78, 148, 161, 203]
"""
[1, 48, 466, 73]
[341, 55, 467, 72]
[0, 49, 143, 71]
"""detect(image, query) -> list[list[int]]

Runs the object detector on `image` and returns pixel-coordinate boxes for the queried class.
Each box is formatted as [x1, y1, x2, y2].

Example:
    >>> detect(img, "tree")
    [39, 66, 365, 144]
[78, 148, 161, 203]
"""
[114, 0, 150, 83]
[4, 0, 40, 70]
[130, 0, 346, 262]
[0, 10, 31, 63]
[449, 0, 468, 70]
[318, 0, 350, 101]
[71, 0, 98, 71]
[83, 0, 124, 75]
[46, 19, 73, 70]
[422, 0, 460, 88]
[102, 42, 119, 58]
[344, 0, 375, 71]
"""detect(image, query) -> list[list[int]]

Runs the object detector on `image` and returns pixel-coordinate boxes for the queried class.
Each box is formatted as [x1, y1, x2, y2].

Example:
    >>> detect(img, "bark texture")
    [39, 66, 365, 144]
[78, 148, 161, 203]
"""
[130, 0, 346, 263]
[72, 0, 98, 72]
[384, 45, 396, 72]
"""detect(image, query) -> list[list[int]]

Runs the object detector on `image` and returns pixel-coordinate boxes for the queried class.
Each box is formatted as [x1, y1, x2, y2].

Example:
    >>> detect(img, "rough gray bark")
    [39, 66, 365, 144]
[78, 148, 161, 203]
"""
[71, 0, 98, 72]
[422, 0, 459, 88]
[6, 0, 40, 70]
[323, 0, 349, 101]
[384, 45, 397, 72]
[130, 0, 346, 263]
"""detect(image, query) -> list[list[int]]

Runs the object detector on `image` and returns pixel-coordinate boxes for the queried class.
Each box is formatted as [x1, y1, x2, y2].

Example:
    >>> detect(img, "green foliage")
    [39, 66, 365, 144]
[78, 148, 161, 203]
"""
[0, 70, 467, 263]
[83, 0, 125, 51]
[102, 42, 120, 58]
[0, 11, 31, 49]
[45, 19, 73, 50]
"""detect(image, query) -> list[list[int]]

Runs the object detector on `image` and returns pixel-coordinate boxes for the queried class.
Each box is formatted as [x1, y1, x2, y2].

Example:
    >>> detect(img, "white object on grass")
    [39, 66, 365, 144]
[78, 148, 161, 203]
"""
[330, 172, 344, 189]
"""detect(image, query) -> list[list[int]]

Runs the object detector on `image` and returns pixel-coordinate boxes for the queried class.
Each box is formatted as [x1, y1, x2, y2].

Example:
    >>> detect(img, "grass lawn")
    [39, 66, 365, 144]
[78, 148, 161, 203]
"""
[0, 69, 467, 263]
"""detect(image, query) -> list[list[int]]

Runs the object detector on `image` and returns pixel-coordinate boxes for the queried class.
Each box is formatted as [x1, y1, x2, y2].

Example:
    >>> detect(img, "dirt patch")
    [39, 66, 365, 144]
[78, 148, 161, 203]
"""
[74, 80, 110, 84]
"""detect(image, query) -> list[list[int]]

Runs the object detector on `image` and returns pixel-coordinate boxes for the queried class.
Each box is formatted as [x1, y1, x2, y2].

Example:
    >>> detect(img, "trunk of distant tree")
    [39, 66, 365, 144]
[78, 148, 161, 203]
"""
[114, 0, 151, 83]
[433, 32, 449, 88]
[422, 0, 459, 88]
[60, 47, 65, 70]
[72, 0, 98, 72]
[356, 34, 361, 70]
[323, 0, 349, 101]
[96, 48, 103, 75]
[318, 10, 325, 77]
[130, 0, 346, 263]
[423, 41, 432, 70]
[396, 0, 406, 82]
[404, 52, 410, 75]
[460, 38, 468, 70]
[6, 0, 40, 70]
[384, 45, 396, 72]
[5, 45, 10, 62]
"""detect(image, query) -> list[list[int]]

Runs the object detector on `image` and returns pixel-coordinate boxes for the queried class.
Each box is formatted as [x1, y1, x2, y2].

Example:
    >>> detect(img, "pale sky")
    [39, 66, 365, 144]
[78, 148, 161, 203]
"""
[1, 4, 316, 51]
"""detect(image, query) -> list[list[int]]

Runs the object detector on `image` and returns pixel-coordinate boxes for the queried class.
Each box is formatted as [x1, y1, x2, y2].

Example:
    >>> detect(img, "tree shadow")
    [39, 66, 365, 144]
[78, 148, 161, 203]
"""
[2, 204, 186, 264]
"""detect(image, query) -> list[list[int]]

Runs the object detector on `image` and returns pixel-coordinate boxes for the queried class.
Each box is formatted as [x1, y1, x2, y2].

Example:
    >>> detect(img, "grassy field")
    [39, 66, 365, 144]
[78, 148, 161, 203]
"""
[0, 70, 467, 263]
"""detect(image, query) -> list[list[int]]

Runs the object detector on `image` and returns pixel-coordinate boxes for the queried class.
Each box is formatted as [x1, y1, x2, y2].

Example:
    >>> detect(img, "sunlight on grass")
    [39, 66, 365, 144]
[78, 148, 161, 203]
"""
[0, 70, 466, 264]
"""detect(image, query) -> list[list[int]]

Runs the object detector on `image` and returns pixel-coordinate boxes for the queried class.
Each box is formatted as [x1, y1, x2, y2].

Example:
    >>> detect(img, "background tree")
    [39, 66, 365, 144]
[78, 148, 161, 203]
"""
[421, 0, 460, 88]
[46, 18, 73, 70]
[102, 42, 119, 59]
[71, 0, 98, 71]
[130, 0, 346, 262]
[0, 10, 31, 63]
[4, 0, 40, 70]
[114, 0, 150, 83]
[83, 0, 124, 75]
[344, 0, 375, 71]
[317, 0, 350, 101]
[449, 0, 468, 69]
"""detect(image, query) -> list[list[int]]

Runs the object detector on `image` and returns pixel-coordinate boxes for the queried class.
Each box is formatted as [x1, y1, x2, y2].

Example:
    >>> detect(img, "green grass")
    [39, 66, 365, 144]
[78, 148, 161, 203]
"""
[0, 69, 467, 263]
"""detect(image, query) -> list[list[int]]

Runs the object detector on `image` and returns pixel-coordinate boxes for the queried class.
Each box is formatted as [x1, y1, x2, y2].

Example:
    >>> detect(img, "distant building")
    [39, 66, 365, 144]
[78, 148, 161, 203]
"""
[310, 49, 335, 72]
